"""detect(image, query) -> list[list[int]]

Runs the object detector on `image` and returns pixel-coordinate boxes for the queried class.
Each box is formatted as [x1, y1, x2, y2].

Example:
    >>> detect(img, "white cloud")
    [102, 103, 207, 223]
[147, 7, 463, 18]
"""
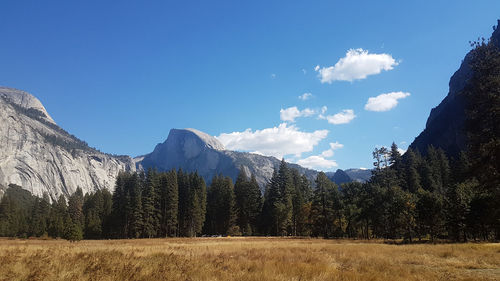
[217, 123, 329, 159]
[397, 148, 407, 155]
[364, 91, 410, 112]
[321, 141, 344, 157]
[280, 106, 316, 122]
[321, 149, 334, 158]
[321, 106, 327, 114]
[298, 93, 313, 100]
[296, 155, 338, 170]
[315, 48, 399, 83]
[329, 141, 344, 150]
[302, 68, 307, 74]
[325, 109, 356, 125]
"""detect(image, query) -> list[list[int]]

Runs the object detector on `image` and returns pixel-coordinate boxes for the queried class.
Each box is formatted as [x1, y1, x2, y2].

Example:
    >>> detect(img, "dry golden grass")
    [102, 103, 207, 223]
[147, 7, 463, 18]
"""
[0, 237, 498, 281]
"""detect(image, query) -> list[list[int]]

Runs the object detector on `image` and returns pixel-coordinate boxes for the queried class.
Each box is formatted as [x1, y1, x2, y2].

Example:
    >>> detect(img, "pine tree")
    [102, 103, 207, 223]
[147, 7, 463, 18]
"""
[178, 171, 207, 237]
[261, 169, 283, 235]
[29, 197, 43, 236]
[277, 159, 294, 235]
[110, 172, 129, 238]
[205, 175, 239, 235]
[416, 188, 444, 241]
[65, 221, 83, 242]
[0, 187, 33, 237]
[234, 168, 250, 234]
[341, 182, 364, 238]
[259, 171, 275, 235]
[160, 170, 178, 237]
[128, 173, 144, 238]
[372, 147, 398, 188]
[101, 189, 113, 238]
[297, 174, 312, 236]
[419, 156, 438, 192]
[83, 190, 107, 239]
[68, 187, 84, 230]
[389, 142, 404, 186]
[403, 149, 422, 192]
[188, 173, 207, 237]
[142, 169, 161, 238]
[445, 180, 475, 242]
[291, 170, 311, 236]
[436, 149, 451, 194]
[48, 194, 68, 238]
[177, 169, 189, 236]
[310, 172, 337, 238]
[234, 168, 262, 235]
[400, 189, 417, 242]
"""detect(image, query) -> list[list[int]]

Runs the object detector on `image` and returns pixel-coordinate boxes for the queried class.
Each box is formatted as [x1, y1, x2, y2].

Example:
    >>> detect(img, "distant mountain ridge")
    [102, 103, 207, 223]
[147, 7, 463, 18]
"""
[138, 128, 320, 191]
[0, 86, 364, 199]
[326, 168, 372, 186]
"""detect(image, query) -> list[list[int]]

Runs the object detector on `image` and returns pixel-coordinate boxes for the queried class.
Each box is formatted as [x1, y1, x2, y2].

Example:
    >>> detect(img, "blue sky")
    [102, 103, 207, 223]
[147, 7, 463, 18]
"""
[1, 1, 499, 171]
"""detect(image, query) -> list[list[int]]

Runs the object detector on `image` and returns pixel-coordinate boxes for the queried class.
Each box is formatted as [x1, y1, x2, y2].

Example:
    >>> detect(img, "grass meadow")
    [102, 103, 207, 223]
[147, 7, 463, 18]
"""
[0, 237, 498, 281]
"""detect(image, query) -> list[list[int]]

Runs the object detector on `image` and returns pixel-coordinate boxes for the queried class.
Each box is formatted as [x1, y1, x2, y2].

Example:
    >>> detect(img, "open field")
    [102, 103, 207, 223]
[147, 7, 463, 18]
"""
[0, 238, 498, 281]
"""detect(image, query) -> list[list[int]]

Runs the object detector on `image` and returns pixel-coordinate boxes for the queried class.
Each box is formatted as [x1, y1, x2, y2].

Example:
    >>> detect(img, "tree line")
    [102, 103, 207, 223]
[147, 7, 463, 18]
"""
[0, 141, 497, 242]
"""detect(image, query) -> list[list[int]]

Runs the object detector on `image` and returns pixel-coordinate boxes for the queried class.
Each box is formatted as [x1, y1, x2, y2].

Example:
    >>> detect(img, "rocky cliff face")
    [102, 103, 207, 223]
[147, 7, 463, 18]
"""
[0, 87, 136, 200]
[139, 128, 318, 191]
[409, 21, 500, 157]
[344, 168, 372, 183]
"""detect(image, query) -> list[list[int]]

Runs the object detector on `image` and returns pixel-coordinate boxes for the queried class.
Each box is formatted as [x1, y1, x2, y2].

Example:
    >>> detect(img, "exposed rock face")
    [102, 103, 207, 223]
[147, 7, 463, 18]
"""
[410, 21, 500, 157]
[0, 87, 136, 200]
[326, 169, 352, 186]
[344, 168, 372, 183]
[139, 128, 318, 191]
[0, 87, 55, 124]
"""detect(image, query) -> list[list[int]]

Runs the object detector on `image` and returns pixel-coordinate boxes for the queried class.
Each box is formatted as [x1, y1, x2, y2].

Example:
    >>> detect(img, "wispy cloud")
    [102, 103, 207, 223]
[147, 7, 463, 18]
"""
[315, 48, 399, 83]
[298, 93, 313, 101]
[364, 91, 410, 112]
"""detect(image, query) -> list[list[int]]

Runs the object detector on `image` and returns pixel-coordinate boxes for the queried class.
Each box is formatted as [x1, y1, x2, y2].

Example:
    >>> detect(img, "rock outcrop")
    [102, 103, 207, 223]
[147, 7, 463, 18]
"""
[139, 128, 318, 191]
[409, 20, 500, 157]
[0, 87, 136, 200]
